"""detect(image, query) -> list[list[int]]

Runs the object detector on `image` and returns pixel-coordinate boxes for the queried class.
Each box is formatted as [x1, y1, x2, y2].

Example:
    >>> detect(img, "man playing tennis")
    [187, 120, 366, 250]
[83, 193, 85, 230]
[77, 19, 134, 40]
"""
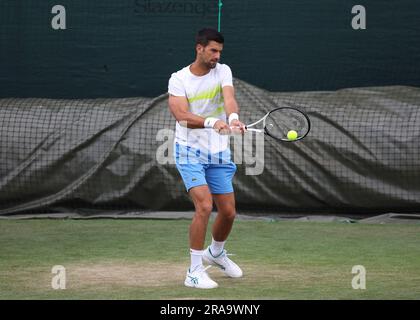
[168, 28, 246, 289]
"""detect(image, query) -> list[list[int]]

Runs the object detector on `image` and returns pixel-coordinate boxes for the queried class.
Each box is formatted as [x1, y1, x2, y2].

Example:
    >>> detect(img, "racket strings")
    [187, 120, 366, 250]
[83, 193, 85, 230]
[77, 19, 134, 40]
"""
[265, 109, 309, 140]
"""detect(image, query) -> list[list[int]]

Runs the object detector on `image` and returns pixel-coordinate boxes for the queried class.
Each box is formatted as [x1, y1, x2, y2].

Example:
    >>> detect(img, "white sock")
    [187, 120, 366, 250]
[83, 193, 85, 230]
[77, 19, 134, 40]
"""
[209, 238, 225, 257]
[190, 249, 204, 272]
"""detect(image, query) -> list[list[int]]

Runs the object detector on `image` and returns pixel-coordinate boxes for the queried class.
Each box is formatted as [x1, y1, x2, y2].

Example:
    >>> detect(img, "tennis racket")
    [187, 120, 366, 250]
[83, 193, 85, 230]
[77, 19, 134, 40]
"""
[232, 107, 311, 142]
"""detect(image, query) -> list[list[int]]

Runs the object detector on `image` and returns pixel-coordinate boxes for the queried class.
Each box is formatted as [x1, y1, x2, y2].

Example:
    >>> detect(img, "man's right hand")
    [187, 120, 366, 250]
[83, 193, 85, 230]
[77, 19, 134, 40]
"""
[213, 120, 231, 135]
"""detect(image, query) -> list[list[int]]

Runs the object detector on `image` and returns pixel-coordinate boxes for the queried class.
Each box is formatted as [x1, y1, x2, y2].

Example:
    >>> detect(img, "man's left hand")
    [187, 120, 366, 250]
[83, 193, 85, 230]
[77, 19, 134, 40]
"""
[230, 119, 247, 134]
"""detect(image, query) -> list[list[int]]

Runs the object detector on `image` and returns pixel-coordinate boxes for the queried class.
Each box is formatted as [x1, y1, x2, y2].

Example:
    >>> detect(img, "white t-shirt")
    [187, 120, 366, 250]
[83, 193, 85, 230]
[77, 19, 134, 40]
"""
[168, 63, 233, 154]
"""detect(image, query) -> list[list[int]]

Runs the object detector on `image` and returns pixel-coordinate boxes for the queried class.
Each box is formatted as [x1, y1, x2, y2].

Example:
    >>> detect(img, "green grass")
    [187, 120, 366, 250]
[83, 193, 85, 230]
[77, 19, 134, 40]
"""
[0, 219, 420, 299]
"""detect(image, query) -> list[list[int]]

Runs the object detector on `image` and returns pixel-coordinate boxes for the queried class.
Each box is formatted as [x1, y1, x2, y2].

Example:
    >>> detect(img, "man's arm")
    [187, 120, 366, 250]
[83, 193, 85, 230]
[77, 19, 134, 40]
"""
[222, 86, 246, 132]
[168, 94, 231, 132]
[222, 86, 239, 117]
[168, 94, 205, 128]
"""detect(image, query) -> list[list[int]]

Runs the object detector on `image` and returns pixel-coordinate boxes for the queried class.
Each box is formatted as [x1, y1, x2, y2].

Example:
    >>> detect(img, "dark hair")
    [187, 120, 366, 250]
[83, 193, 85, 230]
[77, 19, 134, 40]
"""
[195, 28, 224, 47]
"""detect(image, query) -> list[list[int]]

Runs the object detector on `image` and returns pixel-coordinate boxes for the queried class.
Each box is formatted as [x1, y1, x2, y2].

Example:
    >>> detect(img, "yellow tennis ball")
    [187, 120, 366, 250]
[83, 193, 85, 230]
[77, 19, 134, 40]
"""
[287, 130, 298, 140]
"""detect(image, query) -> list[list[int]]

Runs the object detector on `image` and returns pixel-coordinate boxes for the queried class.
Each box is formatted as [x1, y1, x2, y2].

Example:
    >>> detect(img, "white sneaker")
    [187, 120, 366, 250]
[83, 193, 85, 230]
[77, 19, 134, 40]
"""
[203, 247, 243, 278]
[184, 265, 218, 289]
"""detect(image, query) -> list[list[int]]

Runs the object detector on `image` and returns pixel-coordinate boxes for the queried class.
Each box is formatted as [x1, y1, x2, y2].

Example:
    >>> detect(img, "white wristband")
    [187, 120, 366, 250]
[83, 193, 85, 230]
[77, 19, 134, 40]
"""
[228, 113, 239, 125]
[204, 117, 219, 128]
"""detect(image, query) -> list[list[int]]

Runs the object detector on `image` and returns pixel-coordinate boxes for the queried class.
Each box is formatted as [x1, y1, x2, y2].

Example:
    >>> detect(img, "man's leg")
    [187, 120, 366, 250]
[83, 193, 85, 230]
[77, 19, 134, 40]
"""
[188, 185, 213, 250]
[211, 192, 236, 243]
[184, 185, 219, 289]
[202, 192, 243, 278]
[174, 143, 218, 288]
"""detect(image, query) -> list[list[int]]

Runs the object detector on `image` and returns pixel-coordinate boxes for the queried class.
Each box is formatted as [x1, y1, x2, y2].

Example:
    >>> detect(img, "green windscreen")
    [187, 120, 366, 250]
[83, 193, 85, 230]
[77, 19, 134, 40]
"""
[1, 1, 419, 98]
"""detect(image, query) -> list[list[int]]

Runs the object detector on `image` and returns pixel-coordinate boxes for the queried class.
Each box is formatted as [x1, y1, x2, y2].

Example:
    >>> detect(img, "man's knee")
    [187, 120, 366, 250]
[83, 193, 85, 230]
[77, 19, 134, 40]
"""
[219, 206, 236, 221]
[195, 199, 213, 217]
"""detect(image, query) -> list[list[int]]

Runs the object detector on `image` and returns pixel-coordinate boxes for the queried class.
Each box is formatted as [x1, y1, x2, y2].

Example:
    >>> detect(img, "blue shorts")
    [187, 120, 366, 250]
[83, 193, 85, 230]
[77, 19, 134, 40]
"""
[174, 143, 237, 194]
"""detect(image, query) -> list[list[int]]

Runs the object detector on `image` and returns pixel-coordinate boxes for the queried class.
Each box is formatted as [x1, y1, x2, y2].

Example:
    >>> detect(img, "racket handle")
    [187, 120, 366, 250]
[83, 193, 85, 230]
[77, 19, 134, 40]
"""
[228, 126, 263, 134]
[230, 126, 264, 134]
[245, 128, 263, 133]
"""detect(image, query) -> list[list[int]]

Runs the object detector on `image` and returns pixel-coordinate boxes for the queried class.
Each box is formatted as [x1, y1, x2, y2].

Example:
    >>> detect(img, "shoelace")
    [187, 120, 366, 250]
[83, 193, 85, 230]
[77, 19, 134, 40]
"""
[200, 265, 212, 273]
[216, 249, 235, 257]
[191, 265, 212, 274]
[197, 265, 213, 280]
[220, 252, 236, 266]
[210, 249, 237, 267]
[223, 255, 233, 263]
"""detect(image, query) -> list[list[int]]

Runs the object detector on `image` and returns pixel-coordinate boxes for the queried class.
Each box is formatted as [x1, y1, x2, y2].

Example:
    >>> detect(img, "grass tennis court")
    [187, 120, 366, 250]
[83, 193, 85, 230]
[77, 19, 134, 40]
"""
[1, 218, 419, 300]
